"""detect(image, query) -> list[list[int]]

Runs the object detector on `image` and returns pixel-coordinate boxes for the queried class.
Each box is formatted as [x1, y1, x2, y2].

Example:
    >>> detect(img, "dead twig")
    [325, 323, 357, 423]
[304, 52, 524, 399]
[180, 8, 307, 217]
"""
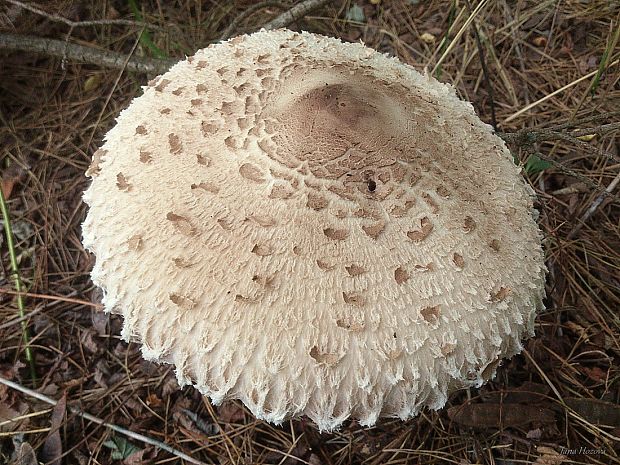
[0, 32, 175, 74]
[498, 119, 620, 202]
[531, 151, 617, 200]
[568, 170, 620, 240]
[498, 121, 620, 164]
[0, 376, 209, 465]
[263, 0, 331, 30]
[221, 1, 287, 40]
[6, 0, 157, 29]
[542, 111, 620, 131]
[0, 0, 334, 74]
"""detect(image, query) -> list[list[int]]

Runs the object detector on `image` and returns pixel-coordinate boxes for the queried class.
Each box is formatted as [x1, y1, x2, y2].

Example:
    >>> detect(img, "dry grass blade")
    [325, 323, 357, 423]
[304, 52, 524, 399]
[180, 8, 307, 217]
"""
[504, 59, 620, 123]
[431, 0, 490, 75]
[0, 186, 36, 383]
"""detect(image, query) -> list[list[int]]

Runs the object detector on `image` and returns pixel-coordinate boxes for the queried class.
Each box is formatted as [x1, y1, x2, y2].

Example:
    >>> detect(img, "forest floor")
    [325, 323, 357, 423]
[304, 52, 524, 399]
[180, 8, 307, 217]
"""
[0, 1, 619, 464]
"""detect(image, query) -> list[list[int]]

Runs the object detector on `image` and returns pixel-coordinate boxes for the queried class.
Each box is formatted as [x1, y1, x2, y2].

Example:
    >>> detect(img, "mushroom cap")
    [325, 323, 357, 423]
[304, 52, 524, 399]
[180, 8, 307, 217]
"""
[82, 29, 546, 432]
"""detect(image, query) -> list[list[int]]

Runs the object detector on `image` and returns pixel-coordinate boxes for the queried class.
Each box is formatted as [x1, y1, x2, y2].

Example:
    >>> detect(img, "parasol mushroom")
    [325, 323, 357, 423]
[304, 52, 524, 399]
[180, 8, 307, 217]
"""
[82, 29, 546, 432]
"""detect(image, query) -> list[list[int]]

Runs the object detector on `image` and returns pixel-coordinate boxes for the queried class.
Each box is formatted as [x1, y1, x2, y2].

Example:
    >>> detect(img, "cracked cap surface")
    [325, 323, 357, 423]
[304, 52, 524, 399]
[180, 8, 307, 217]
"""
[82, 28, 546, 432]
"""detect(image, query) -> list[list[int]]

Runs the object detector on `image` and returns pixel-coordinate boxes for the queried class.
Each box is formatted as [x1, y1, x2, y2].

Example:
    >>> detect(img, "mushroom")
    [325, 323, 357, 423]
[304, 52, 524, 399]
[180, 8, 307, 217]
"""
[82, 29, 546, 432]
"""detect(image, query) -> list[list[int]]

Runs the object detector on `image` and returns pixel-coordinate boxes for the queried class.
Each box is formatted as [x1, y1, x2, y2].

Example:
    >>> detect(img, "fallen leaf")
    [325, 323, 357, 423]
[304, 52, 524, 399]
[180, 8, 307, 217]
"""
[12, 442, 38, 465]
[161, 376, 179, 398]
[0, 403, 25, 432]
[565, 397, 620, 426]
[145, 393, 163, 408]
[420, 32, 436, 44]
[0, 362, 24, 402]
[345, 4, 365, 22]
[93, 360, 110, 389]
[580, 366, 607, 383]
[84, 74, 102, 92]
[534, 446, 566, 465]
[91, 310, 109, 336]
[448, 403, 555, 428]
[527, 428, 542, 439]
[41, 391, 66, 465]
[80, 328, 100, 354]
[123, 446, 158, 465]
[181, 408, 220, 436]
[532, 36, 547, 47]
[218, 401, 245, 423]
[1, 163, 28, 199]
[481, 381, 550, 403]
[103, 436, 142, 461]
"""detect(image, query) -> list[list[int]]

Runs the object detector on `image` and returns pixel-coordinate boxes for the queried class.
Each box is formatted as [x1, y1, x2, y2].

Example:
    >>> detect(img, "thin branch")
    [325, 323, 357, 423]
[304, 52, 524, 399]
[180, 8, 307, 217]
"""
[0, 0, 333, 74]
[0, 32, 175, 74]
[570, 122, 620, 138]
[541, 110, 620, 131]
[529, 151, 617, 200]
[568, 170, 620, 240]
[6, 0, 158, 29]
[221, 1, 287, 40]
[263, 0, 331, 30]
[0, 376, 209, 465]
[498, 115, 620, 200]
[498, 122, 620, 145]
[498, 121, 620, 163]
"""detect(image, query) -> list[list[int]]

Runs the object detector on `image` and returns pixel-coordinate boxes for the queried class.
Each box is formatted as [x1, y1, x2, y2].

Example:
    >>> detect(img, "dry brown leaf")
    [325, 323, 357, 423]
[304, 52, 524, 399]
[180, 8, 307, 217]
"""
[1, 163, 27, 199]
[534, 446, 566, 465]
[123, 446, 158, 465]
[80, 328, 101, 354]
[448, 403, 555, 428]
[11, 442, 38, 465]
[565, 397, 620, 426]
[0, 362, 25, 403]
[481, 381, 550, 403]
[532, 36, 548, 47]
[145, 393, 163, 408]
[0, 403, 25, 432]
[527, 428, 542, 439]
[218, 401, 245, 423]
[41, 391, 66, 465]
[580, 366, 607, 383]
